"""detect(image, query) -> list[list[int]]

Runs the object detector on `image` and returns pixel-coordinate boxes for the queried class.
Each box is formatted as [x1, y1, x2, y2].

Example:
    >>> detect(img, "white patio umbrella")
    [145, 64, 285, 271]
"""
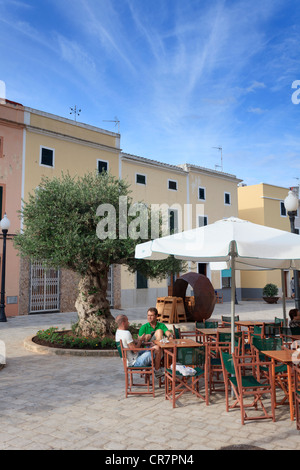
[135, 217, 300, 352]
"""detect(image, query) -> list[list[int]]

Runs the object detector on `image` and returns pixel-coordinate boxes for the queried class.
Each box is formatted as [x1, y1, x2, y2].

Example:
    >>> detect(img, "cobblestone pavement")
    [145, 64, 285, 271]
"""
[0, 300, 299, 450]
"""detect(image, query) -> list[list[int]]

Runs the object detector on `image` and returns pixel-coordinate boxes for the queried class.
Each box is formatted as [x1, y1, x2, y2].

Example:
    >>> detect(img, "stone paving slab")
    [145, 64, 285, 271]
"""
[0, 301, 299, 451]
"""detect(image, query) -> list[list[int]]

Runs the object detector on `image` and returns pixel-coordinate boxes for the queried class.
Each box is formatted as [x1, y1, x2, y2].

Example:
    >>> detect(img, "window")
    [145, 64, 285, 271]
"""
[280, 201, 287, 217]
[224, 192, 231, 205]
[97, 160, 108, 173]
[198, 187, 206, 201]
[136, 271, 148, 289]
[136, 173, 146, 185]
[169, 209, 179, 234]
[198, 263, 207, 275]
[198, 215, 208, 227]
[40, 146, 54, 167]
[222, 268, 231, 288]
[168, 179, 177, 191]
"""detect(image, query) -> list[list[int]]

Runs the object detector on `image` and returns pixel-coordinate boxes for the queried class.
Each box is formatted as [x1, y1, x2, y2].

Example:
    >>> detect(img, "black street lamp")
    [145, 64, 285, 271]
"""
[284, 190, 300, 311]
[0, 213, 10, 322]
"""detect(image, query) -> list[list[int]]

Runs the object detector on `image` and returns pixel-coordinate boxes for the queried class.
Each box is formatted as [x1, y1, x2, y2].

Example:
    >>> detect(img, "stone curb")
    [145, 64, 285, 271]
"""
[23, 335, 119, 357]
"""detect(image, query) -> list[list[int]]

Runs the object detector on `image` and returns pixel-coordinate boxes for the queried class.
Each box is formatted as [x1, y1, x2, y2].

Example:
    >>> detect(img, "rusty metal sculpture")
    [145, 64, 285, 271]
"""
[173, 272, 216, 321]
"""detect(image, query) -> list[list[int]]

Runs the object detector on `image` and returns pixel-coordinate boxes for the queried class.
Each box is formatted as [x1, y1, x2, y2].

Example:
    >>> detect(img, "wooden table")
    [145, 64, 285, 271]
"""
[196, 328, 232, 342]
[236, 321, 272, 341]
[154, 338, 207, 407]
[262, 349, 295, 420]
[154, 338, 201, 372]
[236, 320, 267, 334]
[154, 338, 199, 349]
[285, 335, 300, 342]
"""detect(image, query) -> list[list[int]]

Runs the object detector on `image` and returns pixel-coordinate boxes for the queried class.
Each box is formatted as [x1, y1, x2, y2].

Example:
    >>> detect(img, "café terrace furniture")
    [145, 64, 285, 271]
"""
[196, 327, 232, 344]
[116, 340, 156, 398]
[236, 321, 276, 343]
[293, 363, 300, 430]
[221, 315, 239, 328]
[236, 320, 266, 333]
[193, 320, 219, 342]
[208, 331, 242, 394]
[220, 350, 275, 425]
[173, 325, 196, 340]
[155, 338, 209, 408]
[262, 348, 296, 421]
[280, 327, 300, 348]
[251, 337, 288, 407]
[196, 321, 218, 343]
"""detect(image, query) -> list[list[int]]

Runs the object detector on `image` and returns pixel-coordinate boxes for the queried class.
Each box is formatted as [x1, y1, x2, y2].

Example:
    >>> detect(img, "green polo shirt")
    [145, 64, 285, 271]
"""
[138, 322, 170, 336]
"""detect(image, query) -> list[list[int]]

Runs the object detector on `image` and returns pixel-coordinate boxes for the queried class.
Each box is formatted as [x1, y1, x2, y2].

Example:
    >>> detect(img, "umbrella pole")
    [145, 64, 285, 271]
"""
[281, 269, 287, 326]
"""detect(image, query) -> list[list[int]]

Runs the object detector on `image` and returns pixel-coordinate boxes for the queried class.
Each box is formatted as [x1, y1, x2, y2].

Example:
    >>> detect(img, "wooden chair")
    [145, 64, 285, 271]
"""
[164, 344, 209, 408]
[251, 336, 288, 406]
[174, 297, 187, 323]
[116, 340, 155, 398]
[221, 315, 239, 328]
[208, 331, 243, 394]
[208, 332, 230, 394]
[173, 325, 195, 340]
[274, 317, 284, 327]
[293, 363, 300, 430]
[220, 350, 276, 425]
[195, 320, 218, 343]
[264, 323, 281, 338]
[280, 327, 300, 348]
[215, 290, 223, 304]
[204, 320, 219, 328]
[249, 324, 265, 342]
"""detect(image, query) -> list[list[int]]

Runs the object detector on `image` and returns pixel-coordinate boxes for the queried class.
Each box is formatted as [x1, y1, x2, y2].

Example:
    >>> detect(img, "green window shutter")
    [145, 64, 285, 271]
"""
[137, 271, 148, 289]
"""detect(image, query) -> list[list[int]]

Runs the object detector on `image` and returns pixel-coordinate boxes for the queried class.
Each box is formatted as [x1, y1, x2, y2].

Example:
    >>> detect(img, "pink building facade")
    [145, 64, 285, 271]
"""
[0, 99, 24, 316]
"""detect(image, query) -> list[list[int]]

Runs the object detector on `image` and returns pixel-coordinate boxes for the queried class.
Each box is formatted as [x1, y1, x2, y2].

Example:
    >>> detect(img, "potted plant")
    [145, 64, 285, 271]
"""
[262, 283, 279, 304]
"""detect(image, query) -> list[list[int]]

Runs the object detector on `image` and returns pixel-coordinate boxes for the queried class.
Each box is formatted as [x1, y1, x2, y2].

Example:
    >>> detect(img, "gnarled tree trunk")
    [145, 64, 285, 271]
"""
[74, 261, 116, 338]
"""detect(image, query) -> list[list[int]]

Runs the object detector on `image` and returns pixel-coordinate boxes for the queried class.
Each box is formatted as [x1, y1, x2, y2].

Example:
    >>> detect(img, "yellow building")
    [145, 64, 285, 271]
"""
[119, 156, 242, 307]
[238, 183, 300, 299]
[1, 100, 243, 316]
[1, 102, 120, 316]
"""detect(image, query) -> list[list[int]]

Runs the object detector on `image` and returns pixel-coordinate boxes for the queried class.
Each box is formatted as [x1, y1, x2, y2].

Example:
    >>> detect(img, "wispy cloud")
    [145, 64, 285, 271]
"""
[1, 0, 300, 187]
[247, 107, 267, 114]
[246, 81, 267, 93]
[55, 34, 97, 76]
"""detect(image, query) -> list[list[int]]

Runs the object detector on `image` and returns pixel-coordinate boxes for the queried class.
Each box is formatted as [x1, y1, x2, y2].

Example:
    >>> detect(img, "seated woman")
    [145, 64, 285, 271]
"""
[289, 308, 300, 328]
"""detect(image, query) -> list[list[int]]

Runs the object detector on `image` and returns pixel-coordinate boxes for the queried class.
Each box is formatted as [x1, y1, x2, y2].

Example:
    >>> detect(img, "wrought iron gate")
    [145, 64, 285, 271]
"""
[30, 261, 60, 313]
[107, 265, 114, 307]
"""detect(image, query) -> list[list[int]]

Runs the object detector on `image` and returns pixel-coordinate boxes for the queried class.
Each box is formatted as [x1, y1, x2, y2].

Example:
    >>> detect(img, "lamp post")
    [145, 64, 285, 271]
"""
[284, 190, 300, 310]
[0, 213, 10, 322]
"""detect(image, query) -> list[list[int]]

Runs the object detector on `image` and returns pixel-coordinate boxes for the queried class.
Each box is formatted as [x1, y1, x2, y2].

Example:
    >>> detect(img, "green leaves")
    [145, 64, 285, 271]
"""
[14, 170, 185, 280]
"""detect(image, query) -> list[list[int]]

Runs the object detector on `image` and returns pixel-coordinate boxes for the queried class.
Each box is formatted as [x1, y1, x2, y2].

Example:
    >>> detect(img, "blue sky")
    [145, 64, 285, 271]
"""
[1, 0, 300, 189]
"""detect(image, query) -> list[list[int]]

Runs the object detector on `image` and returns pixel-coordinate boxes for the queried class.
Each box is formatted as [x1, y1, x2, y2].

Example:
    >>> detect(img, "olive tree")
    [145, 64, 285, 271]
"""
[14, 171, 184, 337]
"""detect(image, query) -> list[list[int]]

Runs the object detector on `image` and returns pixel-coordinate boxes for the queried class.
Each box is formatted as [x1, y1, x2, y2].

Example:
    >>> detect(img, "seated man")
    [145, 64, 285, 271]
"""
[289, 308, 300, 328]
[138, 307, 173, 342]
[115, 314, 164, 378]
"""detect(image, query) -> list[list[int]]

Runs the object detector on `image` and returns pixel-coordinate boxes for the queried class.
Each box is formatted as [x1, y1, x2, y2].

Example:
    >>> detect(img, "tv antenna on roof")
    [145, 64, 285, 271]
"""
[213, 146, 223, 171]
[70, 105, 81, 122]
[103, 116, 120, 134]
